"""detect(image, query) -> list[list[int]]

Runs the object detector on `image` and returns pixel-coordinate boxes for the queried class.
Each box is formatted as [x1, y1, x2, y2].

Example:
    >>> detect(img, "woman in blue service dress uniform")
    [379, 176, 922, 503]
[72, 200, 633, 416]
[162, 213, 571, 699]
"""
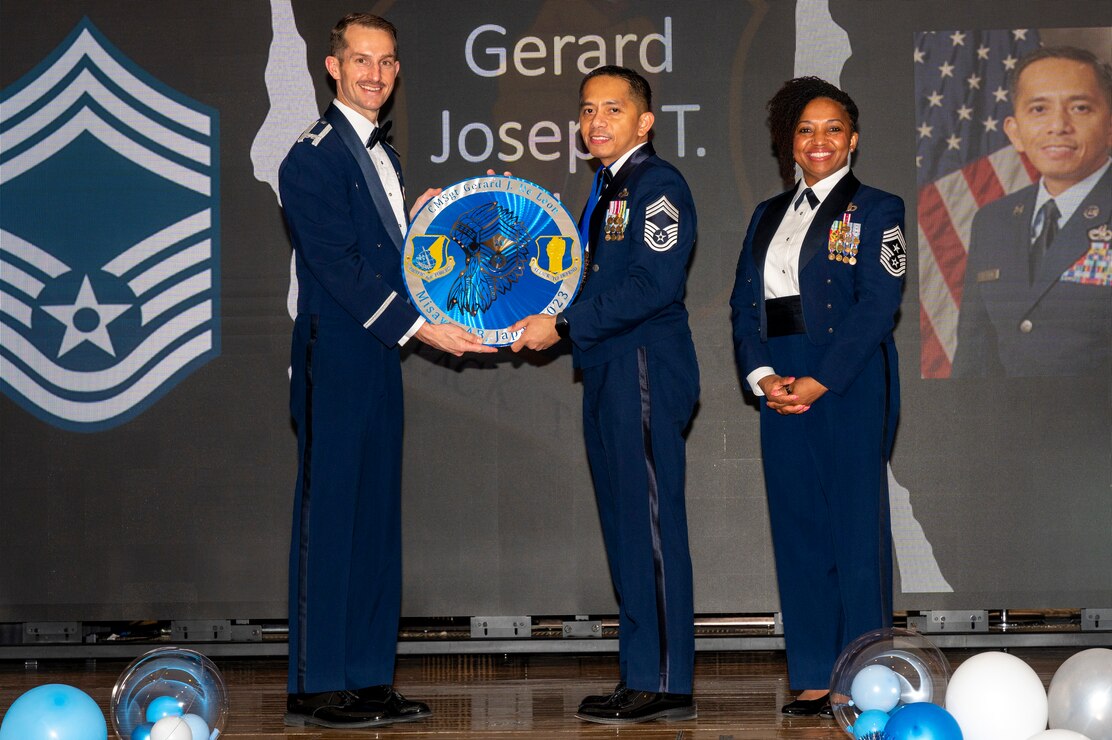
[730, 77, 905, 717]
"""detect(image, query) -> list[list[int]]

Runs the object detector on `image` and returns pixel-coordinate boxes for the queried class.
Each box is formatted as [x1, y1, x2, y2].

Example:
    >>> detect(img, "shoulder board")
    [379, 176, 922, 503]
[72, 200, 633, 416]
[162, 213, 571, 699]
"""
[294, 119, 332, 147]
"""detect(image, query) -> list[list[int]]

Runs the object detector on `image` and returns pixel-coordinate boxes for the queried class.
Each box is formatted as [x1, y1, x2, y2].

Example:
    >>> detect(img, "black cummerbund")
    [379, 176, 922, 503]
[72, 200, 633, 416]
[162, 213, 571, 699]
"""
[765, 295, 806, 337]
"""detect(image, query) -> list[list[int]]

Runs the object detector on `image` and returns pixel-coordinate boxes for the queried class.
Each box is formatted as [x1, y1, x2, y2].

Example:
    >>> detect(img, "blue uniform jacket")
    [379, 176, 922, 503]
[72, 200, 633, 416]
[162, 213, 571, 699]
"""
[564, 143, 696, 368]
[952, 167, 1111, 377]
[730, 172, 905, 396]
[279, 103, 419, 346]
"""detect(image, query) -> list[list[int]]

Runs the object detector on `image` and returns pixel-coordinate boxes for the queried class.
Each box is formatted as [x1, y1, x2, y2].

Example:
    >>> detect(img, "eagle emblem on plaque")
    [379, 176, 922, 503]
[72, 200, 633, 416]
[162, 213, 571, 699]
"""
[403, 176, 583, 345]
[0, 19, 220, 431]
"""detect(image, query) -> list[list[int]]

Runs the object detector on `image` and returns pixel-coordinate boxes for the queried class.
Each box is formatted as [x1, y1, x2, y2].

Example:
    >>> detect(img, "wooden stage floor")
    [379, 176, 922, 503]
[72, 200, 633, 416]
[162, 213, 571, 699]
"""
[0, 648, 1081, 739]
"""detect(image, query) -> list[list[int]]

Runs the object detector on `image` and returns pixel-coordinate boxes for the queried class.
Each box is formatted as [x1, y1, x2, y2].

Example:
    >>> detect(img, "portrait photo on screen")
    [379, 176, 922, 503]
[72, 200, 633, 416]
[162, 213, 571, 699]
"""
[914, 27, 1111, 379]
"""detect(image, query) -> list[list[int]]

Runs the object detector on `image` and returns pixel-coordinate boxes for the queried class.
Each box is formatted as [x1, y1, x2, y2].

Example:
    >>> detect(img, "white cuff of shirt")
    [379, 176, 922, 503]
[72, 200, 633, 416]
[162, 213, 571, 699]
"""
[747, 366, 775, 396]
[398, 316, 425, 346]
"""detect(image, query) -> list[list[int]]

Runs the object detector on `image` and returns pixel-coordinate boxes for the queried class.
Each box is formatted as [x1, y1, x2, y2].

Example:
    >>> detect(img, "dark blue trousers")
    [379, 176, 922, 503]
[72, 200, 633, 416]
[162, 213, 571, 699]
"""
[582, 336, 699, 695]
[760, 333, 895, 689]
[287, 313, 403, 694]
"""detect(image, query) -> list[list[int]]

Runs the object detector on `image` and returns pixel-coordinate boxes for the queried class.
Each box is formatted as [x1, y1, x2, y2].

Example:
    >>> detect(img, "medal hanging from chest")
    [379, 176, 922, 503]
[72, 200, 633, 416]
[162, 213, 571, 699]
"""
[605, 199, 629, 241]
[828, 212, 861, 264]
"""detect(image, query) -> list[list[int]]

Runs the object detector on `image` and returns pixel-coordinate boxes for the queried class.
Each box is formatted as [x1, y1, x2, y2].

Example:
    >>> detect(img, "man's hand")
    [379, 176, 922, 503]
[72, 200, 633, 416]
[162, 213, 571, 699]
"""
[409, 187, 442, 220]
[757, 374, 810, 415]
[509, 314, 559, 352]
[415, 322, 495, 357]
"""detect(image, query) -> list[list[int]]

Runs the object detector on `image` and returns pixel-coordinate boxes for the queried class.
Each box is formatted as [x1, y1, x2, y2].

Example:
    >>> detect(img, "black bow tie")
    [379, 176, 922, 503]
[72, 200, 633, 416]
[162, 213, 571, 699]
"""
[366, 120, 392, 150]
[793, 187, 819, 210]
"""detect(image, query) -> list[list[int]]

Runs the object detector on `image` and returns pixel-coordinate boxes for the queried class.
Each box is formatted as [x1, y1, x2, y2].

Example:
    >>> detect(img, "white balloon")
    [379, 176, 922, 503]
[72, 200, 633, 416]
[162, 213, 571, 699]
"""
[180, 714, 210, 740]
[1048, 648, 1112, 739]
[946, 651, 1048, 740]
[1027, 731, 1091, 740]
[150, 716, 194, 740]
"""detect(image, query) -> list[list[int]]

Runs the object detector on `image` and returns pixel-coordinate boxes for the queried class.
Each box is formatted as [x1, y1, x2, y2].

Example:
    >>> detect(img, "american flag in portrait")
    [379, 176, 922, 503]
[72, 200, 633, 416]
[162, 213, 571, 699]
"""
[915, 29, 1042, 378]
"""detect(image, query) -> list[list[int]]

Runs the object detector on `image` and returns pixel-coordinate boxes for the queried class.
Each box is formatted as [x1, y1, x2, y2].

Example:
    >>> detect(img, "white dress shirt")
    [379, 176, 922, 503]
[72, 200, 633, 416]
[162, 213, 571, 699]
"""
[1031, 158, 1110, 237]
[332, 100, 423, 344]
[748, 165, 851, 395]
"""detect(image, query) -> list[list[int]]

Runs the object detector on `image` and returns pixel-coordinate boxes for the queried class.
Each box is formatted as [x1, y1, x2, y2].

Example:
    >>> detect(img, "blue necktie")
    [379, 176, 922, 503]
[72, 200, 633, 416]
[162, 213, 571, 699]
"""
[579, 166, 610, 250]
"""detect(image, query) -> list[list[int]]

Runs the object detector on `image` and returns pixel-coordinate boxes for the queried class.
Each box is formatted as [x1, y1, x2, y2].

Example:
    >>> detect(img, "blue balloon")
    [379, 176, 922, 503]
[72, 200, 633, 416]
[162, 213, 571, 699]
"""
[131, 723, 154, 740]
[0, 684, 107, 740]
[852, 664, 903, 712]
[854, 708, 892, 738]
[884, 702, 963, 740]
[145, 694, 185, 723]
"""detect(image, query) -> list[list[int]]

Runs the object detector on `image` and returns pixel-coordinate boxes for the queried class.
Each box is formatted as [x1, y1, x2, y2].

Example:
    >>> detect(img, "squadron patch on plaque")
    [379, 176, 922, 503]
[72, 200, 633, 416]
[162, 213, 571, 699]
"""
[881, 225, 907, 278]
[644, 195, 679, 251]
[403, 176, 583, 346]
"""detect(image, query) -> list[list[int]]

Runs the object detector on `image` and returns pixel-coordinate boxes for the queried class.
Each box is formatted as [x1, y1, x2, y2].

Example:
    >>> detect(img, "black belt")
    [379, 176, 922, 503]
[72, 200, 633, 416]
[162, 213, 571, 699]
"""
[766, 295, 806, 337]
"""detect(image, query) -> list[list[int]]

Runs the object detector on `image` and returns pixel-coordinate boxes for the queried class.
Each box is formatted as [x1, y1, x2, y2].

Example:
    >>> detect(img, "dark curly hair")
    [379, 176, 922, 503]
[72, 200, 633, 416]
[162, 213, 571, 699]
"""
[766, 77, 859, 188]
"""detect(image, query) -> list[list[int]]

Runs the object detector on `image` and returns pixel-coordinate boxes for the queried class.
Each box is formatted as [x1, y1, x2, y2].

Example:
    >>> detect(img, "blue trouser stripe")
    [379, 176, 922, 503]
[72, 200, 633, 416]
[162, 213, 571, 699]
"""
[637, 346, 671, 692]
[294, 314, 318, 693]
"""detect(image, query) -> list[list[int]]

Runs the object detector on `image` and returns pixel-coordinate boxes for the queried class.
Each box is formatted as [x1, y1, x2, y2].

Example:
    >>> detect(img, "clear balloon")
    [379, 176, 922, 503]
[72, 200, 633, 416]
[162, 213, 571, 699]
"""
[0, 684, 108, 740]
[830, 627, 951, 734]
[111, 647, 228, 740]
[1047, 648, 1112, 740]
[885, 702, 963, 740]
[945, 651, 1047, 740]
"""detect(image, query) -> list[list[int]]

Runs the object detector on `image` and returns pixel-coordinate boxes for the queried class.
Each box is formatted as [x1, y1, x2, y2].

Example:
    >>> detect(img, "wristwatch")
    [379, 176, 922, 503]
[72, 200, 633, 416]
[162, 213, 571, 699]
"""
[554, 313, 570, 339]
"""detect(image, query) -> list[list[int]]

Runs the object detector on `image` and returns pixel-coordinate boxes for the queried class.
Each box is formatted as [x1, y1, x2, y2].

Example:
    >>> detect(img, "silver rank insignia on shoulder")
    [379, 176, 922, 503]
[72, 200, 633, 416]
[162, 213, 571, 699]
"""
[605, 199, 629, 241]
[296, 120, 332, 146]
[644, 195, 679, 251]
[880, 225, 906, 278]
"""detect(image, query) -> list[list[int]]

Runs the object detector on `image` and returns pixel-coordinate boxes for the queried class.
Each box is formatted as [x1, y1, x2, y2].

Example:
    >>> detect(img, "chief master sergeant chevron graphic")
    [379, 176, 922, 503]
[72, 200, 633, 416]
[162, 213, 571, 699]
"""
[0, 18, 220, 431]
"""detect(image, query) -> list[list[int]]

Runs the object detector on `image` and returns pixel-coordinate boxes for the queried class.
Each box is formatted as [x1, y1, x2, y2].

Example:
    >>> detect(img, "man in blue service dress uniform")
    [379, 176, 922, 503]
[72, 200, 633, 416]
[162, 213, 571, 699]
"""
[278, 13, 492, 730]
[953, 46, 1112, 378]
[512, 66, 700, 725]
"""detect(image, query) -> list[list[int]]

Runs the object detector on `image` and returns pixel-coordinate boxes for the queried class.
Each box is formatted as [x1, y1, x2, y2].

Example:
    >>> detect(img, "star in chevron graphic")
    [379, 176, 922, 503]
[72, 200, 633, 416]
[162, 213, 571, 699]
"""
[41, 275, 131, 357]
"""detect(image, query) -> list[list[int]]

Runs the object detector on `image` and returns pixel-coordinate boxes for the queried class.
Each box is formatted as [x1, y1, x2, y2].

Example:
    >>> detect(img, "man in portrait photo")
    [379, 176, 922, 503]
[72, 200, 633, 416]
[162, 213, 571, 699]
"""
[951, 44, 1112, 377]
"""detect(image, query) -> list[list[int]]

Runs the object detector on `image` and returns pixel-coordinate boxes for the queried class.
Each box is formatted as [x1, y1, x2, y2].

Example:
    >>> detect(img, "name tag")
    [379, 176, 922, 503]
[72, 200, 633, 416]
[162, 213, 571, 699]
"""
[976, 269, 1000, 283]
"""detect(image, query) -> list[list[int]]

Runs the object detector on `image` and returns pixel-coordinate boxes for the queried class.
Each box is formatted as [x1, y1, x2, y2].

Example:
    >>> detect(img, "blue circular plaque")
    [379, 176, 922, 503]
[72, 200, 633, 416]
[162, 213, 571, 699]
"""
[403, 175, 584, 346]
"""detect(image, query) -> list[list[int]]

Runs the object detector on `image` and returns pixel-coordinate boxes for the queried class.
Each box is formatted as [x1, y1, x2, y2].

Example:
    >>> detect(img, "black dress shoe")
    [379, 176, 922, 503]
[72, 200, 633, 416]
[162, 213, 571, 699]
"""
[576, 688, 696, 724]
[285, 690, 391, 728]
[355, 684, 432, 723]
[578, 681, 626, 710]
[781, 694, 831, 716]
